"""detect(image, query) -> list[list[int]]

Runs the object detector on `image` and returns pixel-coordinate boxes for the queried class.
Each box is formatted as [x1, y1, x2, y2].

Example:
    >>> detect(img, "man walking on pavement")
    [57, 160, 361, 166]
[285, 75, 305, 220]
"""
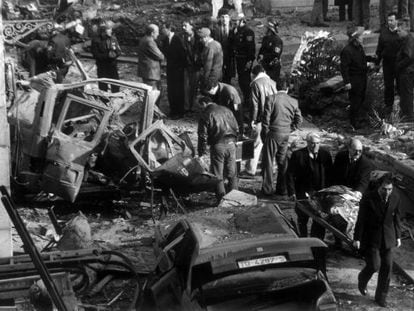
[375, 12, 402, 115]
[354, 173, 401, 308]
[198, 99, 239, 202]
[257, 17, 283, 84]
[261, 73, 302, 197]
[240, 64, 277, 178]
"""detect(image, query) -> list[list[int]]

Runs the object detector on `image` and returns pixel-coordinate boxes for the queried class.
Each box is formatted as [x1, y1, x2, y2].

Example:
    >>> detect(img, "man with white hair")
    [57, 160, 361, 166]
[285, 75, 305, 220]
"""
[137, 24, 165, 90]
[287, 132, 333, 238]
[198, 27, 223, 91]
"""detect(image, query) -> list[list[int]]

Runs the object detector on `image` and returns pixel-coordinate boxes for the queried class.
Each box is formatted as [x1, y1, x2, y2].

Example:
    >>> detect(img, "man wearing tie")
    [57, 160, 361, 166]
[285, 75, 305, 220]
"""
[287, 132, 333, 238]
[353, 173, 402, 308]
[332, 138, 373, 196]
[161, 23, 187, 119]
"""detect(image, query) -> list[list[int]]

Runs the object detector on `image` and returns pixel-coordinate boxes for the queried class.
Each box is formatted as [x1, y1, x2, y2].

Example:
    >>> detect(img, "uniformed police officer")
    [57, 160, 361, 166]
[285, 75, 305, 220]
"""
[230, 13, 255, 107]
[257, 17, 283, 84]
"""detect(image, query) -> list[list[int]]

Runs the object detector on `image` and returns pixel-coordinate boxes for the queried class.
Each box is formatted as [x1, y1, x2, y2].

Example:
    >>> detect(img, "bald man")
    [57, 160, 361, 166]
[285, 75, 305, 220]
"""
[332, 138, 373, 195]
[287, 132, 333, 238]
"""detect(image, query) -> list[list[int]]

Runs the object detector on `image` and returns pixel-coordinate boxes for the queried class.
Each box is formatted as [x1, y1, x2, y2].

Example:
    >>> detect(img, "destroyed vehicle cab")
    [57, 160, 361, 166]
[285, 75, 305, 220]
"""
[139, 202, 337, 311]
[8, 75, 160, 202]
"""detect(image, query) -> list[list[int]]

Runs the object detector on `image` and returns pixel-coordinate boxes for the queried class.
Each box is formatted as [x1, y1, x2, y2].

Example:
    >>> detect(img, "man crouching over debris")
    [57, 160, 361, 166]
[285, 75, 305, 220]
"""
[198, 97, 239, 202]
[353, 173, 401, 308]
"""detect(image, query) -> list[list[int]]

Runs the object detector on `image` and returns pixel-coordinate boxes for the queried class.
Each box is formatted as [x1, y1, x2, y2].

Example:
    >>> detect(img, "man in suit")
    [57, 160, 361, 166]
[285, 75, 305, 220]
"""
[217, 9, 233, 84]
[287, 132, 333, 239]
[340, 25, 369, 129]
[353, 173, 402, 308]
[199, 27, 223, 91]
[333, 138, 373, 196]
[137, 24, 165, 91]
[161, 23, 186, 119]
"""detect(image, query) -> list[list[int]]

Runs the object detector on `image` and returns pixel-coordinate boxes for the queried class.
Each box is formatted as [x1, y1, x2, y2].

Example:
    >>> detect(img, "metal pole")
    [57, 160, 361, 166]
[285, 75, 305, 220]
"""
[0, 0, 13, 258]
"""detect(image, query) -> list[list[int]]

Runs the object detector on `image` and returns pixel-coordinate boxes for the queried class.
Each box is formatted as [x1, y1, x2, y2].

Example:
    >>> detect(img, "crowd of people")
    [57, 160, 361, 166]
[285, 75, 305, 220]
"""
[22, 4, 409, 307]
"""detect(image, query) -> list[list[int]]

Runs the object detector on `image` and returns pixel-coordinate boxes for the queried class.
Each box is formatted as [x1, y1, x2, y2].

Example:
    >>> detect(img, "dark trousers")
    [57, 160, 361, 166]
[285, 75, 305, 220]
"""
[398, 70, 414, 120]
[311, 0, 329, 24]
[222, 58, 233, 84]
[295, 203, 326, 239]
[339, 0, 353, 21]
[263, 63, 281, 86]
[353, 0, 371, 29]
[383, 59, 398, 108]
[359, 247, 393, 302]
[210, 141, 238, 199]
[349, 75, 367, 127]
[167, 67, 185, 117]
[261, 132, 289, 195]
[184, 68, 200, 111]
[379, 0, 395, 28]
[97, 60, 120, 93]
[236, 57, 252, 106]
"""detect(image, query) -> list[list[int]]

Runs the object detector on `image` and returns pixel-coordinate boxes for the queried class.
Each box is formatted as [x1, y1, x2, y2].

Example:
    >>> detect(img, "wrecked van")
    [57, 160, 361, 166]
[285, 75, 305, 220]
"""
[8, 75, 160, 202]
[139, 202, 338, 311]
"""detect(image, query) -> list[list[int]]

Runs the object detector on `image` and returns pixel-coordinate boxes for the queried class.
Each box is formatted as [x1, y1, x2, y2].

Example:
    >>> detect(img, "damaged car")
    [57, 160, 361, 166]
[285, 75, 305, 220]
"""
[138, 202, 338, 311]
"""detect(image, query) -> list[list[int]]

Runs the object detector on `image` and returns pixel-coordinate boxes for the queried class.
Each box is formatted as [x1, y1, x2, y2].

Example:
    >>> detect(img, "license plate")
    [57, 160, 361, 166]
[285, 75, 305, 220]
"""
[237, 255, 287, 269]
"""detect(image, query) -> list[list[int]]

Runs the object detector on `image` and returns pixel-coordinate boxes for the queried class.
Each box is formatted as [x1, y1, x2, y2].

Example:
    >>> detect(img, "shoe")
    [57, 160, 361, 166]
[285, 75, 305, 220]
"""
[357, 274, 367, 296]
[375, 299, 387, 308]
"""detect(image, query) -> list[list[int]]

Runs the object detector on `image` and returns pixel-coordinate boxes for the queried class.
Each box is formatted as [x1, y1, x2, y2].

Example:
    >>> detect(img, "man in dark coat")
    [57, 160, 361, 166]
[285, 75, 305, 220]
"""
[199, 27, 223, 91]
[340, 25, 369, 128]
[332, 138, 373, 195]
[261, 73, 302, 196]
[257, 17, 283, 84]
[230, 13, 255, 105]
[375, 12, 402, 114]
[396, 30, 414, 120]
[217, 9, 234, 84]
[137, 24, 165, 90]
[379, 0, 396, 30]
[91, 22, 122, 93]
[353, 173, 402, 308]
[161, 24, 186, 118]
[182, 20, 202, 112]
[198, 99, 239, 201]
[287, 132, 333, 239]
